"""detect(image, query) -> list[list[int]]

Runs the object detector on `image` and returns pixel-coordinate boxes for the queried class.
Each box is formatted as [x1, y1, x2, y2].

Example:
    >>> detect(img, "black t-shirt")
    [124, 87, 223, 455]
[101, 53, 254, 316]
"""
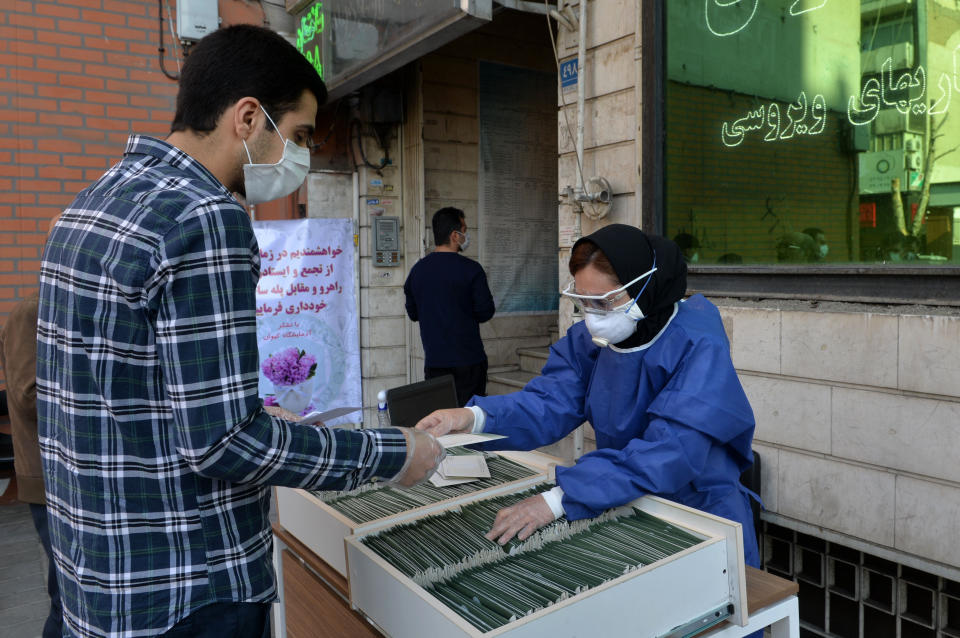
[403, 252, 495, 367]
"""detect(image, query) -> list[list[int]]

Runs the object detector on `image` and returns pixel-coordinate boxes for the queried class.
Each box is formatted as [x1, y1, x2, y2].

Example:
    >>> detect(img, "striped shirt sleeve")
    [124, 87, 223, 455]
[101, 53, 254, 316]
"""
[149, 200, 406, 490]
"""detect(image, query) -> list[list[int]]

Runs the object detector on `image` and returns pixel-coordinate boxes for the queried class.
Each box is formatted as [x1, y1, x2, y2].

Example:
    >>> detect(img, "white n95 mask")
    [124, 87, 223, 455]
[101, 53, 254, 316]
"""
[584, 300, 641, 348]
[242, 106, 310, 205]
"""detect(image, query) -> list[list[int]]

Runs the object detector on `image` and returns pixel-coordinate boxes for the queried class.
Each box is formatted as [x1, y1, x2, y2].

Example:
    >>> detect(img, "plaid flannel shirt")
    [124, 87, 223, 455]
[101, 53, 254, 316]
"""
[36, 136, 407, 638]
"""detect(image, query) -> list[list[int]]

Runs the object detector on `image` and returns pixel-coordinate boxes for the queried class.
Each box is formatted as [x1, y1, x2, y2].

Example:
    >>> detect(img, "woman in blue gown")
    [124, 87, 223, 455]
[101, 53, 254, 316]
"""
[416, 224, 760, 569]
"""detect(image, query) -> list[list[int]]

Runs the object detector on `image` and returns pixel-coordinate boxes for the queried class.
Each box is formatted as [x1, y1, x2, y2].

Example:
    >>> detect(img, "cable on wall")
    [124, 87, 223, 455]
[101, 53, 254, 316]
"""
[158, 0, 180, 81]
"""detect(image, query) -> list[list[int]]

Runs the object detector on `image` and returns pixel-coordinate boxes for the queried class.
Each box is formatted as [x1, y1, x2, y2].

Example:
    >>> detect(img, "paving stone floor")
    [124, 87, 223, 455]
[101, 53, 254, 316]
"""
[0, 500, 49, 638]
[0, 484, 279, 638]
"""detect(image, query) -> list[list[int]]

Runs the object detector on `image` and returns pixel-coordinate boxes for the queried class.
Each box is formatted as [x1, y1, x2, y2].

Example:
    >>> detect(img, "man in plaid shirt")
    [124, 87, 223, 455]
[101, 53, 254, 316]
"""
[36, 25, 443, 638]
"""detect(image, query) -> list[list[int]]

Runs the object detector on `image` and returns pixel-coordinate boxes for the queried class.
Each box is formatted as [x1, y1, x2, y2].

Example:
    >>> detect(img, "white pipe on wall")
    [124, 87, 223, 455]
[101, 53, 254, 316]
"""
[352, 170, 362, 428]
[575, 0, 586, 196]
[573, 0, 586, 461]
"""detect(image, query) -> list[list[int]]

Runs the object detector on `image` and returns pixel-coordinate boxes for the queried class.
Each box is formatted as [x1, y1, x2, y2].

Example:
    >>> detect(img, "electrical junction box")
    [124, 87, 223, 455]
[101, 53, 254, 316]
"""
[177, 0, 219, 42]
[372, 215, 401, 267]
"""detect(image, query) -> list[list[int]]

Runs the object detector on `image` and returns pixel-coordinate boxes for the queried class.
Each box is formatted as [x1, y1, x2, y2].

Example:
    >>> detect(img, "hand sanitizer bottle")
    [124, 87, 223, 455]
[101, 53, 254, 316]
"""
[376, 390, 391, 427]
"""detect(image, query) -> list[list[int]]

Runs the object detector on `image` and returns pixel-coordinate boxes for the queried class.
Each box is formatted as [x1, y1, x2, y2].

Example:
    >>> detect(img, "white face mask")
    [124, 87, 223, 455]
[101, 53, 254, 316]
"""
[242, 106, 310, 205]
[818, 244, 829, 258]
[455, 230, 470, 251]
[584, 299, 640, 348]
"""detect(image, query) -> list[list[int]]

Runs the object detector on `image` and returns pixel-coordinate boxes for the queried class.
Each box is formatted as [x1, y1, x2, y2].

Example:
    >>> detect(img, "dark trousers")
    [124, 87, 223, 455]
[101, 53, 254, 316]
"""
[29, 503, 63, 638]
[161, 601, 271, 638]
[425, 360, 488, 407]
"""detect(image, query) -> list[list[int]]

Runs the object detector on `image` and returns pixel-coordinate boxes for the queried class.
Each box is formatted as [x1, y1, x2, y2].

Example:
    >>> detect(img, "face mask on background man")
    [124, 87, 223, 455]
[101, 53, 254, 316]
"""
[454, 230, 471, 251]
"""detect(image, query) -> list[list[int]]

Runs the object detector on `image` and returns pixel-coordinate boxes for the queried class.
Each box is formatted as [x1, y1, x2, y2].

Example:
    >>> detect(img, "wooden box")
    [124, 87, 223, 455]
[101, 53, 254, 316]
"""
[345, 492, 748, 638]
[276, 451, 558, 577]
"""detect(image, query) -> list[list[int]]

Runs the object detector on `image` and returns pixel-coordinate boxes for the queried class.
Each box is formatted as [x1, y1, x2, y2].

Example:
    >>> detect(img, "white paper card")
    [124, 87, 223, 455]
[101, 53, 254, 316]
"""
[300, 406, 362, 425]
[439, 455, 490, 479]
[428, 474, 476, 488]
[437, 432, 506, 449]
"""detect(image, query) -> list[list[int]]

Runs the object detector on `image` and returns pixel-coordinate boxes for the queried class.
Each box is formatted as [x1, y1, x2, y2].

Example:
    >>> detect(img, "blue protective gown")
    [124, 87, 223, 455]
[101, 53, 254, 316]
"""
[470, 294, 760, 567]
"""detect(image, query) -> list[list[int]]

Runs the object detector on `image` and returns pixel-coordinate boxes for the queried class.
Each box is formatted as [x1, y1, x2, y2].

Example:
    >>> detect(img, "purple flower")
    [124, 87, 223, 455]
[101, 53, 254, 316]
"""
[261, 347, 317, 386]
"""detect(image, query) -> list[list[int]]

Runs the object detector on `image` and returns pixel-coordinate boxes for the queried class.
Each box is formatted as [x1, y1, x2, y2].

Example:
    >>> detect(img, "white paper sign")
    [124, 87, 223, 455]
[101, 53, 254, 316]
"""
[254, 219, 361, 427]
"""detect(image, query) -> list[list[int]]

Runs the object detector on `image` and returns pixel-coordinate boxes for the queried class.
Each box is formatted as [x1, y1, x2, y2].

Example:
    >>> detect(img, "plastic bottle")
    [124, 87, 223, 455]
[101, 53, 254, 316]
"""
[376, 390, 391, 427]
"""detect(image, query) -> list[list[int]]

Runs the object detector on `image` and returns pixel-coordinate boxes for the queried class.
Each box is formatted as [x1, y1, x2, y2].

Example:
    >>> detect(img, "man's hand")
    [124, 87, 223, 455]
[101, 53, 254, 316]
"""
[414, 408, 474, 438]
[391, 428, 445, 487]
[485, 493, 556, 545]
[264, 405, 306, 421]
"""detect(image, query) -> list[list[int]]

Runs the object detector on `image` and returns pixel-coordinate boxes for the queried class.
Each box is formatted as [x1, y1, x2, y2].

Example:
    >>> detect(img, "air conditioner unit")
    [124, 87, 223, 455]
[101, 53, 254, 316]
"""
[861, 0, 913, 21]
[861, 42, 914, 74]
[874, 108, 925, 135]
[177, 0, 219, 42]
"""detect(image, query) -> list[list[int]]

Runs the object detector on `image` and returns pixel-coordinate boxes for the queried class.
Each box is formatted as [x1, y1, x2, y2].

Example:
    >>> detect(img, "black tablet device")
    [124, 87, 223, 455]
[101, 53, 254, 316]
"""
[385, 375, 458, 428]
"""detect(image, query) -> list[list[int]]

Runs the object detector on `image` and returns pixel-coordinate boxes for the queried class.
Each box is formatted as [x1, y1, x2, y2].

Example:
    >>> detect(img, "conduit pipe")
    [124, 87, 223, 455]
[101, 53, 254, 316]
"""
[573, 0, 586, 461]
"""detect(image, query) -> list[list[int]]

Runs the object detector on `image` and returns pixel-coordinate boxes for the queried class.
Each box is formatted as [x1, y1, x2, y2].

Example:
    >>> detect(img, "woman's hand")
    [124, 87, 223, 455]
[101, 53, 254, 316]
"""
[414, 408, 474, 438]
[485, 494, 556, 545]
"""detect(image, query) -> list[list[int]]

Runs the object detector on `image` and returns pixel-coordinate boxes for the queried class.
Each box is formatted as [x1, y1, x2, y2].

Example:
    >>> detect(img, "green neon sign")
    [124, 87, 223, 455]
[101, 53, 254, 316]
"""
[296, 2, 324, 79]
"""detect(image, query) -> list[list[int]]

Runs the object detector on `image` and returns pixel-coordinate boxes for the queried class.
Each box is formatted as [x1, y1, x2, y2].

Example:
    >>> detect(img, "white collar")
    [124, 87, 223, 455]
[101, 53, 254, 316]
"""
[608, 302, 680, 353]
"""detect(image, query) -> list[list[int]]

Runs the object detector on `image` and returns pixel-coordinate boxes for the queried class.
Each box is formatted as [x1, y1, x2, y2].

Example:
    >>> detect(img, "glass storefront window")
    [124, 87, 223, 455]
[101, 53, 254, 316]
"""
[665, 1, 960, 267]
[314, 1, 490, 98]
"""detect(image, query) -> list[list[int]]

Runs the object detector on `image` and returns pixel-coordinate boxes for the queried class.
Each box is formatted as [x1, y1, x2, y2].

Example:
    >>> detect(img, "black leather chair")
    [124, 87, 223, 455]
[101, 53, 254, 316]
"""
[739, 450, 762, 547]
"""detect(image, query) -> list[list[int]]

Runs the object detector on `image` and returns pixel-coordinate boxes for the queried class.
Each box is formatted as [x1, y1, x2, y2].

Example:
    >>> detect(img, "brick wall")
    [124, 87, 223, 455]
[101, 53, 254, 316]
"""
[666, 81, 858, 263]
[0, 0, 293, 327]
[1, 0, 183, 316]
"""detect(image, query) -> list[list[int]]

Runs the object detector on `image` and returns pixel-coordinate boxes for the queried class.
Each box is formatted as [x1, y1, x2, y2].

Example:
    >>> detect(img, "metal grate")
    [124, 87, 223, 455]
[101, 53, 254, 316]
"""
[761, 522, 960, 638]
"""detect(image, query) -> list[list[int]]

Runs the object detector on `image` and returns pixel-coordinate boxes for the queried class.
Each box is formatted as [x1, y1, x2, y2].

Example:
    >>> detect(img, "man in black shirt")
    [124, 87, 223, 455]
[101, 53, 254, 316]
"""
[404, 207, 496, 406]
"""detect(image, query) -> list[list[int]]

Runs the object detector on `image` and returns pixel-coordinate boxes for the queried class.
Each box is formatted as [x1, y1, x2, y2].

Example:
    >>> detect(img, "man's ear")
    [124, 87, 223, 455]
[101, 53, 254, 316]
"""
[232, 97, 262, 141]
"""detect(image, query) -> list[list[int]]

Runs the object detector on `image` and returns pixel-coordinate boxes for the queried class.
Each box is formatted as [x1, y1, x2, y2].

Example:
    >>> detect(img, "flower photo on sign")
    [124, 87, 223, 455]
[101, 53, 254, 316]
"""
[261, 347, 317, 387]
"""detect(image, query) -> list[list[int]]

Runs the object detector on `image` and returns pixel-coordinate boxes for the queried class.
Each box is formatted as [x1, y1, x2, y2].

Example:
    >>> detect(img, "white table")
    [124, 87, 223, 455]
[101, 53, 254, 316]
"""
[701, 567, 800, 638]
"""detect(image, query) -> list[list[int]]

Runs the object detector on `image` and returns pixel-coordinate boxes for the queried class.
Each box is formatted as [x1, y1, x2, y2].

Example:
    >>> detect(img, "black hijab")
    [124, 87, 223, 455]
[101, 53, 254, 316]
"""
[571, 224, 687, 348]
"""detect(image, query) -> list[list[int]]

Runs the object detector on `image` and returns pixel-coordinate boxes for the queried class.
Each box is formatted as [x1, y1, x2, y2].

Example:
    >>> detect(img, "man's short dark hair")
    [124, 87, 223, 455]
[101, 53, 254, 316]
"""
[171, 25, 327, 134]
[432, 207, 465, 246]
[802, 227, 824, 240]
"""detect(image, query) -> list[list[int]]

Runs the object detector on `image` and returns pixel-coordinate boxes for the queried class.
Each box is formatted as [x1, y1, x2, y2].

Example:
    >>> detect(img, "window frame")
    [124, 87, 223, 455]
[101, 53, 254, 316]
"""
[645, 0, 960, 307]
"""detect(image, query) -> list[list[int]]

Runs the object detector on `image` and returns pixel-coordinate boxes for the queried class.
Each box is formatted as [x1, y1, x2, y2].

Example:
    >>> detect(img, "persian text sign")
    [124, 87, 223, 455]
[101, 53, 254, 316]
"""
[253, 218, 360, 425]
[295, 2, 324, 79]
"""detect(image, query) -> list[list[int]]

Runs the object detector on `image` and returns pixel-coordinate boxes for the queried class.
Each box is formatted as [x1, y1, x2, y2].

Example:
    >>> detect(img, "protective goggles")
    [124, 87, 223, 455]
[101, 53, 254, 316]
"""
[561, 262, 657, 314]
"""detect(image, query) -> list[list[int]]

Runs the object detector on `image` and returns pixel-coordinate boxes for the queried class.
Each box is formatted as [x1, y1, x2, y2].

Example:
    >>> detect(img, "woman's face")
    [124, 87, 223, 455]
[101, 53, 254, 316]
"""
[573, 263, 622, 300]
